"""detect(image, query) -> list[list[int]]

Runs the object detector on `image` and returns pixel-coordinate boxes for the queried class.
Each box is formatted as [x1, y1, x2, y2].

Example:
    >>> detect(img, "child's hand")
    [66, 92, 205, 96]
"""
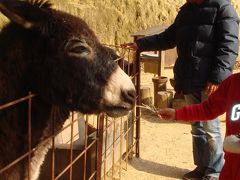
[157, 108, 176, 120]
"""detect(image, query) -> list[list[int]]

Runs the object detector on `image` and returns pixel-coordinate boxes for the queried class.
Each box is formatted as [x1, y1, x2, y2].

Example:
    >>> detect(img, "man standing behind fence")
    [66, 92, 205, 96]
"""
[122, 0, 239, 179]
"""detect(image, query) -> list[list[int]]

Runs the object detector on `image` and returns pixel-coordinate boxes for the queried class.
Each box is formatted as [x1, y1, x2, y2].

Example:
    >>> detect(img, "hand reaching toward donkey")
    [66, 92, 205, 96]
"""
[157, 108, 176, 120]
[158, 109, 240, 155]
[120, 42, 138, 50]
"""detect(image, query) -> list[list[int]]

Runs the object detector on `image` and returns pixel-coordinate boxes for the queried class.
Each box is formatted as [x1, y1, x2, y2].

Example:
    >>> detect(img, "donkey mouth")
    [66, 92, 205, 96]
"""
[104, 105, 133, 117]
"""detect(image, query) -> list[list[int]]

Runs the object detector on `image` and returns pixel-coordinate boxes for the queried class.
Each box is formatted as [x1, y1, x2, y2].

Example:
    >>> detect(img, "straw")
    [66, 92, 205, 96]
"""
[136, 103, 158, 114]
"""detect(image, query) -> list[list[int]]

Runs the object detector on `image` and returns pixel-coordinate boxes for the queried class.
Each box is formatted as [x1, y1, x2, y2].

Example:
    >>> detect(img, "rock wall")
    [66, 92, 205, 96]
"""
[0, 0, 240, 45]
[52, 0, 184, 44]
[52, 0, 240, 45]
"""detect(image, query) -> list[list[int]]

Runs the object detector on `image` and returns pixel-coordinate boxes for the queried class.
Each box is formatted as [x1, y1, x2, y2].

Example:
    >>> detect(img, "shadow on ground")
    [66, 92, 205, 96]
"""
[128, 157, 190, 179]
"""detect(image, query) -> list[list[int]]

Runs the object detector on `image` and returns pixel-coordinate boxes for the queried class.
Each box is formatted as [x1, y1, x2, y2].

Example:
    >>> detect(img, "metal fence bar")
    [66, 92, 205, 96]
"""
[69, 112, 74, 180]
[83, 116, 89, 180]
[119, 117, 123, 179]
[103, 116, 108, 180]
[111, 118, 116, 178]
[96, 114, 104, 180]
[135, 49, 141, 158]
[27, 92, 33, 180]
[0, 94, 35, 110]
[51, 111, 56, 180]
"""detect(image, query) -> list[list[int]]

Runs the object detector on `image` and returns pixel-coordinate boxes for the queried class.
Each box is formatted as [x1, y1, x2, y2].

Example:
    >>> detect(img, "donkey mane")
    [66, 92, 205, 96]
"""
[4, 0, 52, 9]
[29, 0, 52, 9]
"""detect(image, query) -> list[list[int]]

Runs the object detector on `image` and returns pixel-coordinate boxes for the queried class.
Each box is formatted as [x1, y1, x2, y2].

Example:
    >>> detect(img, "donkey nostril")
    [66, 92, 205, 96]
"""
[122, 89, 136, 104]
[128, 89, 136, 99]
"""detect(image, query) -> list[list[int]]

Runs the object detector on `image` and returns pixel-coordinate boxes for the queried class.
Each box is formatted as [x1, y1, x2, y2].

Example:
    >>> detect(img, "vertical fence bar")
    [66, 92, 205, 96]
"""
[103, 116, 108, 180]
[28, 92, 32, 180]
[83, 115, 89, 180]
[96, 113, 104, 180]
[135, 48, 141, 158]
[126, 114, 129, 169]
[51, 109, 55, 180]
[119, 117, 123, 180]
[111, 118, 116, 178]
[69, 112, 74, 180]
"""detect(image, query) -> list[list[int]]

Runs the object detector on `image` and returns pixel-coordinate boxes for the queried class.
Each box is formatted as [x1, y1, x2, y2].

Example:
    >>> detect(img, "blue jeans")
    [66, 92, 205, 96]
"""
[184, 91, 224, 178]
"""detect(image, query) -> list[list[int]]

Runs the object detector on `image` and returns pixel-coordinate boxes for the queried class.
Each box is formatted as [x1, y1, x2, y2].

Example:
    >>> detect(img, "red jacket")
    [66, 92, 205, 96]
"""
[176, 73, 240, 180]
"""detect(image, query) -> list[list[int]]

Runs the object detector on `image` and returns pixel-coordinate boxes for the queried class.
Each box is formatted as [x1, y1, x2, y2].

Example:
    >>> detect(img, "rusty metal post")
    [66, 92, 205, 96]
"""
[135, 47, 141, 158]
[27, 92, 32, 180]
[51, 126, 55, 180]
[96, 113, 104, 180]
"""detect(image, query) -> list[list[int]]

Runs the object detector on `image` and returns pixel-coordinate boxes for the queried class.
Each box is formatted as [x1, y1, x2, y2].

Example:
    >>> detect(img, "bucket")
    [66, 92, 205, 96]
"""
[152, 76, 168, 106]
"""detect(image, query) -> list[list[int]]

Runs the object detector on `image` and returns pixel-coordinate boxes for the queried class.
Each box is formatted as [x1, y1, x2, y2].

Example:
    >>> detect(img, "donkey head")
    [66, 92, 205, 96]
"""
[0, 0, 136, 117]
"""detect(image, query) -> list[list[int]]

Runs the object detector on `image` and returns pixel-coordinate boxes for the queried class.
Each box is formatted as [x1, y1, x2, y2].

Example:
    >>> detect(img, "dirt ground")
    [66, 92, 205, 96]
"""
[121, 70, 227, 180]
[121, 112, 226, 180]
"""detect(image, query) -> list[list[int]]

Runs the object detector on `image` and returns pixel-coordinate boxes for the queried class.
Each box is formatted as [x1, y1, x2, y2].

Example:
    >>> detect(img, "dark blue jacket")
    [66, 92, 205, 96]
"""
[136, 0, 239, 94]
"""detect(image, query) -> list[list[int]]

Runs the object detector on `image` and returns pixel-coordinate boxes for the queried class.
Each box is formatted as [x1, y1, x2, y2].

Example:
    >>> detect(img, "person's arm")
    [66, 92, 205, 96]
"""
[136, 23, 177, 52]
[175, 94, 225, 121]
[158, 75, 231, 121]
[209, 4, 239, 85]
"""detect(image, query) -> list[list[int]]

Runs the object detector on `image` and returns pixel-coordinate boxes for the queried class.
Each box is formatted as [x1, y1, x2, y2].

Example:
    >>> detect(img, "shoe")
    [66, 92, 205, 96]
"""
[202, 176, 219, 180]
[183, 168, 204, 180]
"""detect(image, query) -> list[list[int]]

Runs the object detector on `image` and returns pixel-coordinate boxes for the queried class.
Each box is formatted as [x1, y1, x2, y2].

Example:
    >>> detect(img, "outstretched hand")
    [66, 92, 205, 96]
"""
[157, 108, 176, 120]
[120, 42, 138, 50]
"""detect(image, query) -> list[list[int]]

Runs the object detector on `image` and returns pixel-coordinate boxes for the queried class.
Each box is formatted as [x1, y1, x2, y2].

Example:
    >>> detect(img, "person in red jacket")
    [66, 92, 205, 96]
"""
[158, 73, 240, 180]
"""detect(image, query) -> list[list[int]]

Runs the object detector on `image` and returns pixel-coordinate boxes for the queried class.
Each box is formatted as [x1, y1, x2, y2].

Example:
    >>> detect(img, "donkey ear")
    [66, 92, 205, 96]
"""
[0, 1, 32, 28]
[0, 0, 52, 29]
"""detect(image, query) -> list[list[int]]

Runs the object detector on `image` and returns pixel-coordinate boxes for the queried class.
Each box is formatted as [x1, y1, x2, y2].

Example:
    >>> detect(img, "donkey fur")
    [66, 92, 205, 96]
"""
[0, 0, 135, 179]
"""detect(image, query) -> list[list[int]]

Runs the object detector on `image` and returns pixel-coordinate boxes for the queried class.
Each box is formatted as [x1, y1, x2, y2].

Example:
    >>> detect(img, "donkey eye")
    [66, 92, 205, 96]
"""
[65, 38, 92, 58]
[69, 45, 88, 54]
